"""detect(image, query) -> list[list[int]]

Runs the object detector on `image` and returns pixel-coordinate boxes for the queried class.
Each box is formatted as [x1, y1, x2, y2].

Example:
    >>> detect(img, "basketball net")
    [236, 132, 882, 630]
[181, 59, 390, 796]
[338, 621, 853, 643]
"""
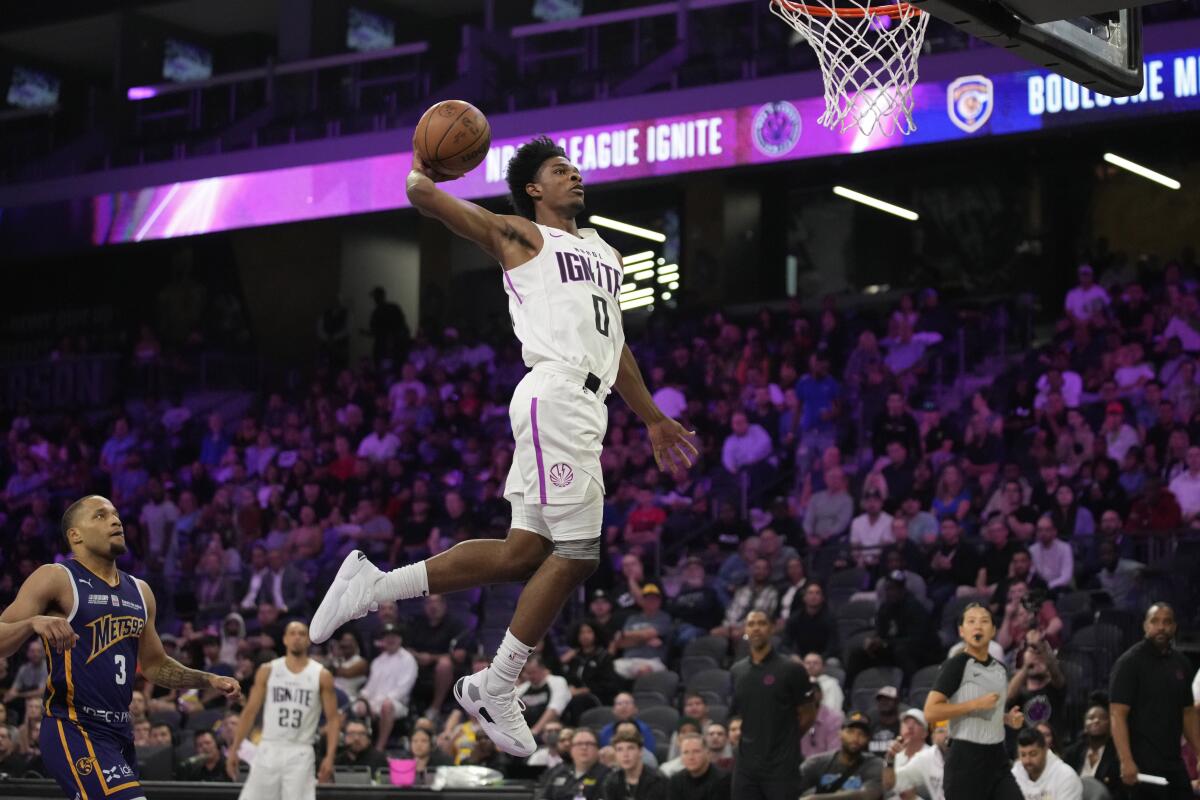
[769, 0, 929, 136]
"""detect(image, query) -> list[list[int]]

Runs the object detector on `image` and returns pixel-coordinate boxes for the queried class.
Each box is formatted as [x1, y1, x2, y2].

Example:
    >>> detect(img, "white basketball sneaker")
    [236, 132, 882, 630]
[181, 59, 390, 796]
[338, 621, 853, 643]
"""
[310, 550, 382, 644]
[453, 669, 537, 757]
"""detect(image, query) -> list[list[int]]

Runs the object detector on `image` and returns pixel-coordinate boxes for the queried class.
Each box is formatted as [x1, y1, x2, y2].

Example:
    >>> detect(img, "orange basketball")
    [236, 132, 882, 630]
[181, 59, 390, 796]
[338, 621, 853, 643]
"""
[413, 100, 491, 177]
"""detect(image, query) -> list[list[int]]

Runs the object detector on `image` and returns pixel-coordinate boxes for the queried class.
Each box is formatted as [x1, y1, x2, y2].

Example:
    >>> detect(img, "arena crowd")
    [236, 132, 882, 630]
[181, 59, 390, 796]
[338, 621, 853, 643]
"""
[2, 249, 1200, 799]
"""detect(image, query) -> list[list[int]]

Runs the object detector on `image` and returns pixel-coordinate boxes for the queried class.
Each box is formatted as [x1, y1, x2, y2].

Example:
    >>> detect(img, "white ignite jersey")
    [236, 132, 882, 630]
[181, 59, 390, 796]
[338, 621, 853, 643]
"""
[260, 657, 323, 744]
[501, 223, 625, 388]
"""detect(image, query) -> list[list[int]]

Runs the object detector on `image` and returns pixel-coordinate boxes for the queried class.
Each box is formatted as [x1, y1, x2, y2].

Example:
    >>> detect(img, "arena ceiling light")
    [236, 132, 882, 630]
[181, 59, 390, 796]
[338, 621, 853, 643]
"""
[620, 295, 656, 311]
[832, 186, 919, 222]
[1103, 153, 1181, 190]
[589, 215, 666, 242]
[622, 250, 655, 264]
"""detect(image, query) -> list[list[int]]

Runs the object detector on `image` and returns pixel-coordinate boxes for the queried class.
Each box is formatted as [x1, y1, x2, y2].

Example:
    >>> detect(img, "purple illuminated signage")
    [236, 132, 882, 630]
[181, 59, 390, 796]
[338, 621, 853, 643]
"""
[77, 43, 1200, 244]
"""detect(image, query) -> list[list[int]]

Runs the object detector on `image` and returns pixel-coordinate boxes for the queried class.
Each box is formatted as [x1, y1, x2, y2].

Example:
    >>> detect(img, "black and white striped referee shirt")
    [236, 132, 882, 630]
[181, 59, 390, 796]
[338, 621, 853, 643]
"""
[931, 652, 1009, 744]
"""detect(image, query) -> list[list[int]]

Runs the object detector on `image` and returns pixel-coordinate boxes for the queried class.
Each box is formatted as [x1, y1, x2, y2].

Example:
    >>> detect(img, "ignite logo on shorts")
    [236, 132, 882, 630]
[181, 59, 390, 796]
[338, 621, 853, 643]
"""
[549, 463, 574, 488]
[752, 101, 802, 157]
[947, 75, 994, 133]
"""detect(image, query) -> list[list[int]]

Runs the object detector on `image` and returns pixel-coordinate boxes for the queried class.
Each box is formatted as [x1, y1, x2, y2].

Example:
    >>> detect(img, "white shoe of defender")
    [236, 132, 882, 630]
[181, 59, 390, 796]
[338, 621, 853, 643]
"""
[310, 550, 382, 643]
[453, 669, 536, 758]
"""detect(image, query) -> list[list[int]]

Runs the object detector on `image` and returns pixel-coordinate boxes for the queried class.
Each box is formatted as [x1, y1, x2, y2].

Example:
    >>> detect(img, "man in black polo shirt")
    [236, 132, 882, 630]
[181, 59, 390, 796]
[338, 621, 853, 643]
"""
[406, 594, 468, 718]
[1109, 603, 1200, 800]
[729, 609, 817, 800]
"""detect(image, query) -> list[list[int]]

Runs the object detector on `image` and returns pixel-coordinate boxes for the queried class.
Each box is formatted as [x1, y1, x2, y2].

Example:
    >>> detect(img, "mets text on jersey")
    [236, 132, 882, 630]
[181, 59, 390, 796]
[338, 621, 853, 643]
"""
[86, 615, 146, 663]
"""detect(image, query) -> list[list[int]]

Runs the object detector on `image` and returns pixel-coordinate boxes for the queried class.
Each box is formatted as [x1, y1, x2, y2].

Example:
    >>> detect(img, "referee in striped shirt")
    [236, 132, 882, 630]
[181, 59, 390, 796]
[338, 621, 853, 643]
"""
[924, 603, 1026, 800]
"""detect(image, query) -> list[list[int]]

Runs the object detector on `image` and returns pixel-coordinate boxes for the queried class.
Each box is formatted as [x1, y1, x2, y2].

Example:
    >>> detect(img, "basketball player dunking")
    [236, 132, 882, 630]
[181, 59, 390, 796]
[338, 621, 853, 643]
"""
[227, 621, 339, 799]
[0, 495, 241, 800]
[309, 136, 698, 756]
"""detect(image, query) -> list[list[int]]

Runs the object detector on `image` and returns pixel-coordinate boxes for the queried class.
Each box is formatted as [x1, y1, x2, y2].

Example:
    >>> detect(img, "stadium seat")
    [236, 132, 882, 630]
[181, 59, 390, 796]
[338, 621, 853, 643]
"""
[910, 664, 940, 693]
[633, 670, 680, 705]
[640, 706, 680, 737]
[908, 688, 931, 711]
[707, 703, 729, 725]
[135, 745, 174, 781]
[827, 568, 870, 605]
[834, 598, 877, 628]
[1093, 608, 1138, 649]
[175, 729, 196, 759]
[680, 655, 721, 683]
[1069, 623, 1124, 675]
[632, 690, 667, 709]
[184, 708, 224, 731]
[824, 664, 846, 687]
[149, 709, 182, 729]
[683, 635, 730, 664]
[850, 666, 903, 713]
[687, 669, 732, 707]
[1081, 776, 1112, 800]
[335, 765, 373, 785]
[579, 705, 617, 731]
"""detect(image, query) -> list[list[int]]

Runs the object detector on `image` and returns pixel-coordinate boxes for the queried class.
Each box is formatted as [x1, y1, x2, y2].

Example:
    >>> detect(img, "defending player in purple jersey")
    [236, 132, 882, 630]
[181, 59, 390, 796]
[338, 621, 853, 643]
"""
[0, 495, 241, 800]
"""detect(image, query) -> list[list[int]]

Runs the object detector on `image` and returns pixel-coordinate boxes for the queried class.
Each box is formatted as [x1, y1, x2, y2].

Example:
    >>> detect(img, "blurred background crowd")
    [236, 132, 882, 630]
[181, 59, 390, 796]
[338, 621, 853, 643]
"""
[2, 246, 1200, 797]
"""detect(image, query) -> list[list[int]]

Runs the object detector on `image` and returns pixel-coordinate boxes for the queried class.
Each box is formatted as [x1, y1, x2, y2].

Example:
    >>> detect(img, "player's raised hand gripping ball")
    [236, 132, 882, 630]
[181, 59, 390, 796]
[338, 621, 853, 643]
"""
[413, 100, 491, 178]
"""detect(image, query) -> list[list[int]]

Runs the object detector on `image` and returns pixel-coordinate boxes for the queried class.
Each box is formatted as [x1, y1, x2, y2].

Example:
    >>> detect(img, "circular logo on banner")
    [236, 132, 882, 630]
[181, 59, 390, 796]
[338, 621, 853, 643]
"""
[752, 101, 802, 157]
[549, 463, 574, 488]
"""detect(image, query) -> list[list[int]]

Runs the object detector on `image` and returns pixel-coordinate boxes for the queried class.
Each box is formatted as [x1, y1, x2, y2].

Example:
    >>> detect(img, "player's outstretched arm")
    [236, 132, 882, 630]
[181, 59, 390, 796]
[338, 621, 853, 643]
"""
[137, 579, 242, 700]
[613, 343, 698, 476]
[0, 565, 77, 658]
[406, 152, 539, 266]
[227, 663, 270, 781]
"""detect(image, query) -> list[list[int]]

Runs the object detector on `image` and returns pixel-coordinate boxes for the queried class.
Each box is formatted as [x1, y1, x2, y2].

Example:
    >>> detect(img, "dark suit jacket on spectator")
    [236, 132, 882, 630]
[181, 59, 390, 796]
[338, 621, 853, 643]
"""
[666, 764, 731, 800]
[601, 765, 669, 800]
[1062, 739, 1124, 800]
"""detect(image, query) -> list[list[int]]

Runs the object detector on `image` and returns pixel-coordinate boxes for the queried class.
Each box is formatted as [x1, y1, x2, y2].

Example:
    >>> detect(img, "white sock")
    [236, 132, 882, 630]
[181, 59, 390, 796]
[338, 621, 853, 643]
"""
[486, 629, 534, 695]
[376, 561, 429, 602]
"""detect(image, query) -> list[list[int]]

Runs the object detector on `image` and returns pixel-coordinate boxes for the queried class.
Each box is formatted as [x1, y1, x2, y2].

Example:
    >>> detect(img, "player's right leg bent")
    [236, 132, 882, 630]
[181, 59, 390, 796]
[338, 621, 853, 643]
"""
[454, 479, 602, 759]
[41, 718, 145, 800]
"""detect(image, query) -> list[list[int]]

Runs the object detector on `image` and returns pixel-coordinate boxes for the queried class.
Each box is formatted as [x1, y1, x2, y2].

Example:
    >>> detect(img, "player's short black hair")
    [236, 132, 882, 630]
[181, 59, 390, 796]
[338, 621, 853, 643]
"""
[60, 496, 94, 546]
[958, 601, 993, 627]
[1016, 727, 1045, 748]
[505, 135, 567, 220]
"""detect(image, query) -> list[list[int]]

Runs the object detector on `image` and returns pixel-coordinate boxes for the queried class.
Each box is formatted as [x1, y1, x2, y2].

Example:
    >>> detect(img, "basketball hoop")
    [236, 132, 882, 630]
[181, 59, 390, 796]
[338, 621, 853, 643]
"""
[769, 0, 930, 136]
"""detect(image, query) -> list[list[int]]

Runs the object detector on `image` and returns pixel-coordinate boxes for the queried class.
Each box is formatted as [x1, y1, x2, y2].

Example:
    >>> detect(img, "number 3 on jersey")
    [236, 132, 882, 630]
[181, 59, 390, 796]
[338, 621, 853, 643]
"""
[114, 654, 126, 685]
[592, 295, 610, 337]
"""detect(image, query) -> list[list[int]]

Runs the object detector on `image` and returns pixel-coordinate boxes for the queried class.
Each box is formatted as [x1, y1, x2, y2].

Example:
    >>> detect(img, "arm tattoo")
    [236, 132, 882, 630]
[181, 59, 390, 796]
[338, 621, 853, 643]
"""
[151, 657, 211, 689]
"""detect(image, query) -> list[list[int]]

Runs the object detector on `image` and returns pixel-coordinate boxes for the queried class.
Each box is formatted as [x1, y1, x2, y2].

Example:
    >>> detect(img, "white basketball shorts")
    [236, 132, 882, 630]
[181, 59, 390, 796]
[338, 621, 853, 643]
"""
[505, 365, 608, 543]
[238, 741, 315, 800]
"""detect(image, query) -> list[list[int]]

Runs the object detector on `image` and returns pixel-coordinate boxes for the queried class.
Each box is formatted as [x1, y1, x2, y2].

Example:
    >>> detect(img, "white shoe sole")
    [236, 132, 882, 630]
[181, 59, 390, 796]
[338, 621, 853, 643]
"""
[310, 550, 375, 643]
[453, 674, 536, 758]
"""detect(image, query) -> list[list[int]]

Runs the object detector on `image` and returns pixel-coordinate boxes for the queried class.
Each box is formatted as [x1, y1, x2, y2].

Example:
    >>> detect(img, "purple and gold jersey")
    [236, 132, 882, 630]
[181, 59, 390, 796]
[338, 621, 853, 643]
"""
[44, 560, 147, 740]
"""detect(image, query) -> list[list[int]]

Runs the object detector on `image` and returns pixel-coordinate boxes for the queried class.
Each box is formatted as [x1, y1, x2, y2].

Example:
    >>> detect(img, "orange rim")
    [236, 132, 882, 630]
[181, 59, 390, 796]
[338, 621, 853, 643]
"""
[772, 0, 921, 18]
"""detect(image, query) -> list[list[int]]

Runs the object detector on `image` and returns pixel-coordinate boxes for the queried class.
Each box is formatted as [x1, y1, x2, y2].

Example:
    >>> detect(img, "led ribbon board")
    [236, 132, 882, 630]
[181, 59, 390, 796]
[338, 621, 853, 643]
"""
[66, 43, 1200, 244]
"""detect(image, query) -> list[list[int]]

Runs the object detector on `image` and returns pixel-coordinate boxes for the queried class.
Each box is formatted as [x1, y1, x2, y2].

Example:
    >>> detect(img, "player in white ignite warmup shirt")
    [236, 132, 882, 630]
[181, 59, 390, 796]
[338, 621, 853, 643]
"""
[309, 136, 698, 757]
[228, 621, 338, 799]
